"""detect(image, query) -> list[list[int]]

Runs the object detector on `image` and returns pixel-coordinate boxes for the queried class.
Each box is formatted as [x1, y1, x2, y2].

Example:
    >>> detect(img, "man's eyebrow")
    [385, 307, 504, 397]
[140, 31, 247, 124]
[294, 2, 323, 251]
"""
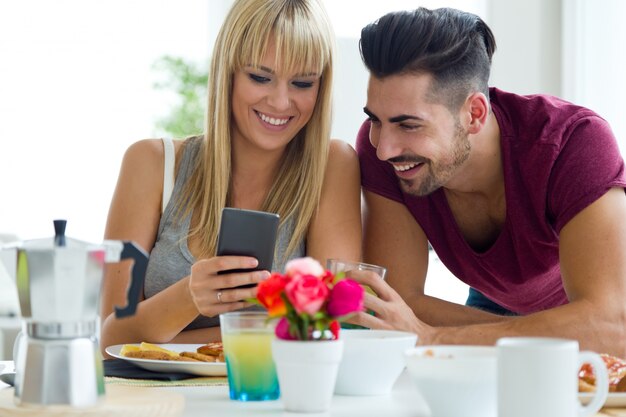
[389, 114, 423, 123]
[363, 107, 378, 120]
[363, 107, 423, 123]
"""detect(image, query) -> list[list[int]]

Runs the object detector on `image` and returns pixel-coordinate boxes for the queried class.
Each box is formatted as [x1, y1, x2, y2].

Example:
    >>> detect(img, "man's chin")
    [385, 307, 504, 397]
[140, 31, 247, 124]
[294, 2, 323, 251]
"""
[399, 178, 437, 197]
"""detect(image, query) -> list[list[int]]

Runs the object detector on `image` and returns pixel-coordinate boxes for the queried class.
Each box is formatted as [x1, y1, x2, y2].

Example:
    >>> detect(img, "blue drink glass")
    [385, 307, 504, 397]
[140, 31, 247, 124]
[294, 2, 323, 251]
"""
[220, 312, 280, 401]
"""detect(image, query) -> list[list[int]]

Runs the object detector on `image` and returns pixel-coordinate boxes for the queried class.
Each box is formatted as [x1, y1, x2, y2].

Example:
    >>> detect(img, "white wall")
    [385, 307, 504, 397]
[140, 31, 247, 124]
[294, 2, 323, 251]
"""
[487, 0, 562, 96]
[487, 0, 626, 153]
[562, 0, 626, 153]
[0, 1, 210, 242]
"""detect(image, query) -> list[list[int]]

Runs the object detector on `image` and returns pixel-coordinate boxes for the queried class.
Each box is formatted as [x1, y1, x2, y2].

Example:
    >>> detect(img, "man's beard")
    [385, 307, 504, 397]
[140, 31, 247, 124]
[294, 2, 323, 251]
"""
[400, 122, 471, 196]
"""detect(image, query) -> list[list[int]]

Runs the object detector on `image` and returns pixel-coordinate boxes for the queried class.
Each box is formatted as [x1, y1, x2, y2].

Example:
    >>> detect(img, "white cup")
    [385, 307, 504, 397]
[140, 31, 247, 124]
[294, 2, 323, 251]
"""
[497, 337, 608, 417]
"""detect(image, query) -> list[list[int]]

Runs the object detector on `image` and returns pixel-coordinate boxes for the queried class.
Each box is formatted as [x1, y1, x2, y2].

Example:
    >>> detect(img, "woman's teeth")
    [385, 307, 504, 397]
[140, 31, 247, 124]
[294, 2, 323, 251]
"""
[259, 112, 289, 126]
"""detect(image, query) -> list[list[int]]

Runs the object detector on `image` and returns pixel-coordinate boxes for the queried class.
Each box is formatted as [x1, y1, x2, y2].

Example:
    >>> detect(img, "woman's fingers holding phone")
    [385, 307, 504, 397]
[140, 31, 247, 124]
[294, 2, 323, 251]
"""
[189, 256, 268, 317]
[211, 255, 259, 273]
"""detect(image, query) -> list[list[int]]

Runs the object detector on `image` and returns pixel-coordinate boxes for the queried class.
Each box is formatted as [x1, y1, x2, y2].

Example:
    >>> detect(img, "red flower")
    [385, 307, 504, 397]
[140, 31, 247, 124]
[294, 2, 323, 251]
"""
[330, 320, 340, 340]
[256, 273, 290, 316]
[285, 274, 329, 315]
[321, 270, 335, 284]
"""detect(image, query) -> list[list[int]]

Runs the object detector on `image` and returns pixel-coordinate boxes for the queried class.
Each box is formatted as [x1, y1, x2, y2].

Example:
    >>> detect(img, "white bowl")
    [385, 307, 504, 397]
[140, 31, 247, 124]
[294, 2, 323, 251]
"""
[404, 345, 497, 417]
[334, 329, 417, 396]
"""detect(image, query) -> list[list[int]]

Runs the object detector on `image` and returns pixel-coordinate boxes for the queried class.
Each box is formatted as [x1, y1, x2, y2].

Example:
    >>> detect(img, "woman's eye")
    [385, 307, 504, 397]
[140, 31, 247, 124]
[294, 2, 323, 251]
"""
[292, 81, 314, 89]
[249, 73, 270, 84]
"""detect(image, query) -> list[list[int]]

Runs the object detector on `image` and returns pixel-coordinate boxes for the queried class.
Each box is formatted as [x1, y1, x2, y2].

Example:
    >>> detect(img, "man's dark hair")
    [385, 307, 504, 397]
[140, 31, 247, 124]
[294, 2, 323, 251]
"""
[360, 7, 496, 111]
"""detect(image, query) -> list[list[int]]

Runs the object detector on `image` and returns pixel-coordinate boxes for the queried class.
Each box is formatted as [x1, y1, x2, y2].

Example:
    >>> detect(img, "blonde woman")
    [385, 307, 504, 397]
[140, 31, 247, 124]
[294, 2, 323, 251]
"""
[100, 0, 361, 350]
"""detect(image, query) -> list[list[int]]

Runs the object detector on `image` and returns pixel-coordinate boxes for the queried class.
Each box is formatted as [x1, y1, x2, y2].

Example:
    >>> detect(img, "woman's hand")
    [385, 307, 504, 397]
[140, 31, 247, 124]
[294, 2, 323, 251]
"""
[188, 256, 270, 317]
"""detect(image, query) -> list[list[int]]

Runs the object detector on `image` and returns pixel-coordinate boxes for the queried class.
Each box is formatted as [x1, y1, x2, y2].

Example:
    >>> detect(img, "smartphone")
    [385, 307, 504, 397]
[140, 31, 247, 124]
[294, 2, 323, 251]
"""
[216, 208, 280, 284]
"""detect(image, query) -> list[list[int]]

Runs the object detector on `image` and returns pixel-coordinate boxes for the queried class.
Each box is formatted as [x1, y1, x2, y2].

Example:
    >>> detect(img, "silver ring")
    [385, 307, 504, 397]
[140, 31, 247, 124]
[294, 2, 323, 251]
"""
[216, 291, 223, 303]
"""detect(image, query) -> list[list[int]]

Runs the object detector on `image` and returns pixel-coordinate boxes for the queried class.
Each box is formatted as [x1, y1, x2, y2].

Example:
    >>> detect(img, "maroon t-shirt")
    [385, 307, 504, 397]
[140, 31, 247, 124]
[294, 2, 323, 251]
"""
[357, 87, 626, 314]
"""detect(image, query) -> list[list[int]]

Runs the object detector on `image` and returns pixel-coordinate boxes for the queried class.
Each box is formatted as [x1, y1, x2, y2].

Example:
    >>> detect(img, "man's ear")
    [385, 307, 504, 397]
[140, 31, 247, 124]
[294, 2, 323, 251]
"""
[464, 92, 489, 135]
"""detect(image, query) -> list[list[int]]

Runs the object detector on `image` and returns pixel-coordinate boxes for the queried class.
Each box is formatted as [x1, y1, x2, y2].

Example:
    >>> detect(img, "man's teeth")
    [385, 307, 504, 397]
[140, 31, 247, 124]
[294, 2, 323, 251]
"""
[259, 112, 289, 126]
[394, 163, 418, 172]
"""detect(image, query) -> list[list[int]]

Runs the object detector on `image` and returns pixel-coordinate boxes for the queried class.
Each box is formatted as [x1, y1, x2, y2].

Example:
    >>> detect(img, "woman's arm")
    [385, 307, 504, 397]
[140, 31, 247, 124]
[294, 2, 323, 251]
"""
[99, 139, 200, 349]
[100, 139, 270, 352]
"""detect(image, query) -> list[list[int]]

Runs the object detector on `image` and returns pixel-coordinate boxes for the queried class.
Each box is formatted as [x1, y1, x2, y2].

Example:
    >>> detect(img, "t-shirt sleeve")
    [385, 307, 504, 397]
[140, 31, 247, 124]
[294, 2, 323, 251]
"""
[547, 115, 626, 233]
[355, 120, 404, 203]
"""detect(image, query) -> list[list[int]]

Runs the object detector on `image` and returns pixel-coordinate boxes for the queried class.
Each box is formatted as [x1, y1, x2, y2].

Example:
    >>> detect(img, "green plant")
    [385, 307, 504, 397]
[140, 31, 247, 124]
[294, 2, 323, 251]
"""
[152, 56, 208, 138]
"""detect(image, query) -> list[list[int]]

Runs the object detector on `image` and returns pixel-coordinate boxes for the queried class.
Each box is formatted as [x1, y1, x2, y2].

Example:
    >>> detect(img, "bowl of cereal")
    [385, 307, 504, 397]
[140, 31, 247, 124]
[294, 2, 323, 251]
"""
[404, 345, 497, 417]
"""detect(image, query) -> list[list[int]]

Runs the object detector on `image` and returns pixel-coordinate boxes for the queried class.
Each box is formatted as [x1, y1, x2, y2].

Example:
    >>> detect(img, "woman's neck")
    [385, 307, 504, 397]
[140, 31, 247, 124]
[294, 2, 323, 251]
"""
[230, 142, 285, 210]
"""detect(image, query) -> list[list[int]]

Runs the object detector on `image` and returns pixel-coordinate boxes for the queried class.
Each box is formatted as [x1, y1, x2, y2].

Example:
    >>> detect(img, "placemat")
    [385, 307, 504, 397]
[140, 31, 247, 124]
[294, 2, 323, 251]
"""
[103, 359, 227, 387]
[0, 385, 184, 417]
[105, 376, 228, 387]
[104, 359, 195, 381]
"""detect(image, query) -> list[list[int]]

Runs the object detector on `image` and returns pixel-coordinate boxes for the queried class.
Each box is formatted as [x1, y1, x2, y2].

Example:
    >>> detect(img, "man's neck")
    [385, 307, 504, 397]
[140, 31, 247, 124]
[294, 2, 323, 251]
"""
[444, 111, 503, 200]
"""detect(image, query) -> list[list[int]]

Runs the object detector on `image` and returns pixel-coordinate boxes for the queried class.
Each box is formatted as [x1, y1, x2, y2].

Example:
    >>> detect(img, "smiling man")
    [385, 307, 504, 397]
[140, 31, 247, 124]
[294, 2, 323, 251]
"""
[352, 7, 626, 357]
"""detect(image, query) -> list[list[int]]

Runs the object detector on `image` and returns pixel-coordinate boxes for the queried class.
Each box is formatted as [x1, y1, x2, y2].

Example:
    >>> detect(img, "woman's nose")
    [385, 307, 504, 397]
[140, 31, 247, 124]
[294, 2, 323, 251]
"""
[267, 83, 290, 111]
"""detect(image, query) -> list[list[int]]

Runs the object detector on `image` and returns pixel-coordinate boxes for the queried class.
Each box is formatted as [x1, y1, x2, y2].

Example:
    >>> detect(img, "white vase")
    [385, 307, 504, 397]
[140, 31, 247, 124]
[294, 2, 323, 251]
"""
[272, 339, 344, 413]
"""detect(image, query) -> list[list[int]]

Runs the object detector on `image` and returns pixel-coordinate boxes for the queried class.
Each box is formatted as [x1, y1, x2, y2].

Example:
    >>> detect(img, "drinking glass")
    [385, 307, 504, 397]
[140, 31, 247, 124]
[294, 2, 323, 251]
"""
[219, 312, 279, 401]
[326, 259, 387, 329]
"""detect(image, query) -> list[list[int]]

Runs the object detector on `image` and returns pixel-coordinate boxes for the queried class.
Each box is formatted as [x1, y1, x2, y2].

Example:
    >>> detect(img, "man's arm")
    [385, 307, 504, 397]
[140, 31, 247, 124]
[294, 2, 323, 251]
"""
[358, 187, 626, 358]
[362, 190, 507, 326]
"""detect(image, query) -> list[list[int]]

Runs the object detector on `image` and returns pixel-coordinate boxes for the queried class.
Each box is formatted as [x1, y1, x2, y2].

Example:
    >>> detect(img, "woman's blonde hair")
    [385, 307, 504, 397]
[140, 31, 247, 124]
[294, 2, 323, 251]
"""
[178, 0, 335, 263]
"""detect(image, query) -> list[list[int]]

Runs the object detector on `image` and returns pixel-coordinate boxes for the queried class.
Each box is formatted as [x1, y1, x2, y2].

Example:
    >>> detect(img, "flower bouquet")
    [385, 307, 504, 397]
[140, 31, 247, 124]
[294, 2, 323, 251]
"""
[255, 257, 365, 412]
[256, 256, 365, 341]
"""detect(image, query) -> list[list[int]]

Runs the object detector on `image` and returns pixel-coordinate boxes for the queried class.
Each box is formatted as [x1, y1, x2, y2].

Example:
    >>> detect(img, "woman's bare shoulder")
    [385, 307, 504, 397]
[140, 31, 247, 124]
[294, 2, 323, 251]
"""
[328, 139, 358, 168]
[123, 138, 164, 166]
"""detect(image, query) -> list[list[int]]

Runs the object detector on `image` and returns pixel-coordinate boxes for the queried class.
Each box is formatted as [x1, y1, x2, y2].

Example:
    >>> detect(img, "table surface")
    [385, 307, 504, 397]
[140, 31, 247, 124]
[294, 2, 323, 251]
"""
[1, 360, 625, 417]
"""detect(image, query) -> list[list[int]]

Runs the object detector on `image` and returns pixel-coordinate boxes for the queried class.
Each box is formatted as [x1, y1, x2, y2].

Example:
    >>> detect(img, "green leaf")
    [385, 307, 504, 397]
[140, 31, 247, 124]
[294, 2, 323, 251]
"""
[152, 55, 208, 138]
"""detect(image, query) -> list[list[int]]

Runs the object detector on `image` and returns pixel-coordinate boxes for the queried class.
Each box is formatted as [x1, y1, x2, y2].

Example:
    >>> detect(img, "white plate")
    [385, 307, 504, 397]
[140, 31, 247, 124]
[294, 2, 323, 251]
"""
[0, 364, 4, 374]
[579, 392, 626, 408]
[106, 344, 226, 377]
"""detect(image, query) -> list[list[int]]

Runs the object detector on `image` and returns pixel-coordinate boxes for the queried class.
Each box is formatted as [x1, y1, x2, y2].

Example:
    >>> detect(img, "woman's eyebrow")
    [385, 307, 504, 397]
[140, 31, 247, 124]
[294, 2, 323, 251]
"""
[246, 64, 319, 78]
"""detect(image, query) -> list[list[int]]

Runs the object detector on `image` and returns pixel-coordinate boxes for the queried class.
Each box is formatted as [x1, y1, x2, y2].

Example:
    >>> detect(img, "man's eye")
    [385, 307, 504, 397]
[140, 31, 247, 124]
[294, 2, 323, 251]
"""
[249, 73, 270, 84]
[400, 124, 420, 130]
[292, 81, 314, 89]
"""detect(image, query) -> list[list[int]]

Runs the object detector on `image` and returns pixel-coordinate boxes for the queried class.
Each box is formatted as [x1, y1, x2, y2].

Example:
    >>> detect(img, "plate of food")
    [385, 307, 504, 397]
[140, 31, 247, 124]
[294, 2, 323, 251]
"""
[579, 353, 626, 408]
[579, 392, 626, 408]
[106, 342, 227, 376]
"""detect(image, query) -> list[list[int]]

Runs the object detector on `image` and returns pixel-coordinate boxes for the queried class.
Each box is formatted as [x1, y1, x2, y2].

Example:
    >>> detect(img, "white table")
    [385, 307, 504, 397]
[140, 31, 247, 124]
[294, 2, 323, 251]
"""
[0, 360, 430, 416]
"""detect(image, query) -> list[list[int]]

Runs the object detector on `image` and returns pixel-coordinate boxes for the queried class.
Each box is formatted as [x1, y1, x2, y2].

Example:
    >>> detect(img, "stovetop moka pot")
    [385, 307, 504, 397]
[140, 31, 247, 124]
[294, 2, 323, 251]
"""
[2, 220, 148, 407]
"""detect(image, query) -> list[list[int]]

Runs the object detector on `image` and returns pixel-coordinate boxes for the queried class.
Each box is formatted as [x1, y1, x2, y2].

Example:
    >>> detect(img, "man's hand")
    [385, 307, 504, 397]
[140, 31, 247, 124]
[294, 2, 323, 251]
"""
[346, 269, 429, 341]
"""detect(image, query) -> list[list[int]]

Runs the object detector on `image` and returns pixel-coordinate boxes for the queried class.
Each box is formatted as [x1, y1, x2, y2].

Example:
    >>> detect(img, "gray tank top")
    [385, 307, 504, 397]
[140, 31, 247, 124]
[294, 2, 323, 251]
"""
[144, 136, 306, 330]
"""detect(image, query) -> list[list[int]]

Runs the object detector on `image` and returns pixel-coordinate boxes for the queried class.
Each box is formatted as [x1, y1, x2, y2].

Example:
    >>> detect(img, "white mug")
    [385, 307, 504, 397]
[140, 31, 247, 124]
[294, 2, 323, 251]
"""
[497, 337, 608, 417]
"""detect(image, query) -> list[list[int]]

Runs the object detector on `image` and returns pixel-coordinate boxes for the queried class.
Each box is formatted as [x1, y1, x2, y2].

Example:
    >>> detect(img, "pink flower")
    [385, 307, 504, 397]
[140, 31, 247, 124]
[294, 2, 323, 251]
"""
[275, 317, 297, 340]
[285, 274, 329, 315]
[285, 257, 324, 278]
[327, 279, 364, 317]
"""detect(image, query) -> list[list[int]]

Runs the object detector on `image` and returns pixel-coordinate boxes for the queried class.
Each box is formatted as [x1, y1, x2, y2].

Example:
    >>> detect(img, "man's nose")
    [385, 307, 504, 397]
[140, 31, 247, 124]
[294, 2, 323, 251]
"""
[371, 125, 401, 162]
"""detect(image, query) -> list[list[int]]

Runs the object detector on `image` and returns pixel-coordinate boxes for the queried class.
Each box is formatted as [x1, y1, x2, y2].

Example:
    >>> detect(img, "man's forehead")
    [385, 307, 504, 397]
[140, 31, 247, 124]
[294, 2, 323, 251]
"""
[366, 73, 437, 119]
